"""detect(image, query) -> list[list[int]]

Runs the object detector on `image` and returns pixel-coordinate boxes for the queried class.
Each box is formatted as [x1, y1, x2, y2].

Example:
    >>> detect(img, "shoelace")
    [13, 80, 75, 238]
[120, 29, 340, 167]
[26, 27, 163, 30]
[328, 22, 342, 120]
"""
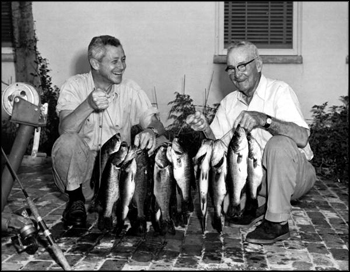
[70, 201, 86, 213]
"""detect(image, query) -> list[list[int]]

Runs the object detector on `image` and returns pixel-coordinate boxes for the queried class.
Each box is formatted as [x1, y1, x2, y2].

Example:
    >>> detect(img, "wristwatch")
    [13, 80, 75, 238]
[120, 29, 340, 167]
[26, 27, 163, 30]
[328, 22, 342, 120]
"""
[264, 115, 272, 129]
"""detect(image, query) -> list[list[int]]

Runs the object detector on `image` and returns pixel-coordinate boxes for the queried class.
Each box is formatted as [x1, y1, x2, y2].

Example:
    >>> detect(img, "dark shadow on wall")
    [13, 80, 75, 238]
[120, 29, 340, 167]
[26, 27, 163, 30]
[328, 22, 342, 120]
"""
[73, 50, 90, 75]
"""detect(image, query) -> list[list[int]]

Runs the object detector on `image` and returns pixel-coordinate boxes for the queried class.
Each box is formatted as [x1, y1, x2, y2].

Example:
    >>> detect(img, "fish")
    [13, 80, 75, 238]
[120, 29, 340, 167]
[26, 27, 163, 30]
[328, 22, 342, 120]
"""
[246, 132, 263, 212]
[167, 137, 194, 227]
[95, 141, 129, 231]
[127, 149, 150, 236]
[193, 138, 213, 233]
[209, 139, 228, 234]
[153, 144, 176, 236]
[100, 133, 123, 171]
[115, 145, 137, 236]
[226, 125, 249, 219]
[90, 133, 122, 204]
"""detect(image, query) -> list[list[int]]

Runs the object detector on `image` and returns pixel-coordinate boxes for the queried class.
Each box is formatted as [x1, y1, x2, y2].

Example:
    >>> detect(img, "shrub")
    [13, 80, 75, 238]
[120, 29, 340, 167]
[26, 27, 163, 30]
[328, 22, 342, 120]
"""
[165, 91, 218, 158]
[30, 51, 60, 156]
[1, 36, 60, 156]
[309, 95, 349, 183]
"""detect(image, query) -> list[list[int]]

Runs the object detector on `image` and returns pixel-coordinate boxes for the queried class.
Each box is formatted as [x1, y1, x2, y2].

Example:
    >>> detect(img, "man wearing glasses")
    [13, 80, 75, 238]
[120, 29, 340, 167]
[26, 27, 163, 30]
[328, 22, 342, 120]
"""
[186, 40, 316, 244]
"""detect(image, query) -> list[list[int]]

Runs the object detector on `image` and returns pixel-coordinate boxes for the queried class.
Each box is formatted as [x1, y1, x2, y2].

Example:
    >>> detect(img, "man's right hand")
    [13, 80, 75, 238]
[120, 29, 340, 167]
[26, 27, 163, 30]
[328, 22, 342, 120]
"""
[87, 88, 110, 111]
[186, 111, 209, 132]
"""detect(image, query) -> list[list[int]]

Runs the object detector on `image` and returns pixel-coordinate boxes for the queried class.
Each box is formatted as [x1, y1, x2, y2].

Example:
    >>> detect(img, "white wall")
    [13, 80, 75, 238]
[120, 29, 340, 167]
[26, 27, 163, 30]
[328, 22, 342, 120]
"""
[22, 2, 349, 125]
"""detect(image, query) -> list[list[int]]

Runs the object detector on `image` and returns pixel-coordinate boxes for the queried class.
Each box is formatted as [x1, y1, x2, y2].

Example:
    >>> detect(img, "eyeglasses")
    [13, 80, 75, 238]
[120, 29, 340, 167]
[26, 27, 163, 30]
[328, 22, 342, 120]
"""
[225, 58, 256, 74]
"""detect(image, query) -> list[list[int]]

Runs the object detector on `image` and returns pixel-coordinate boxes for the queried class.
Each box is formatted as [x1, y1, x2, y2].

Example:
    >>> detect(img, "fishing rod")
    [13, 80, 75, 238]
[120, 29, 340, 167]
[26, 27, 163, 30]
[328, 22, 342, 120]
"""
[1, 147, 72, 270]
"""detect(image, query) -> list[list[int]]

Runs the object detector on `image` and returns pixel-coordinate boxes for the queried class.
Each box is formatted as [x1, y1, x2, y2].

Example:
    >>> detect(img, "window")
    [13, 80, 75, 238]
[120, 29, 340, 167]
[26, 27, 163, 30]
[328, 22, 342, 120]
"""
[215, 1, 301, 59]
[224, 2, 293, 49]
[1, 2, 14, 47]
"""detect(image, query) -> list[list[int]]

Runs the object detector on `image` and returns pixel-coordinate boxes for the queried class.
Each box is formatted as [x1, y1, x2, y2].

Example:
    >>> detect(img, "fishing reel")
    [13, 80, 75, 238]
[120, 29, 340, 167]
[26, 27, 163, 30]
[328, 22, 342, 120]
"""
[9, 209, 40, 255]
[11, 224, 39, 255]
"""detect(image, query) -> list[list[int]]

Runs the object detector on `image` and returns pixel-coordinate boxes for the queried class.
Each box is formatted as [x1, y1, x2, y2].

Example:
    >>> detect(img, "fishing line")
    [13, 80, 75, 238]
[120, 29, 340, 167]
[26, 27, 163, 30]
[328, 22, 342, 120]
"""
[97, 85, 113, 189]
[219, 127, 236, 147]
[176, 123, 187, 137]
[98, 111, 103, 189]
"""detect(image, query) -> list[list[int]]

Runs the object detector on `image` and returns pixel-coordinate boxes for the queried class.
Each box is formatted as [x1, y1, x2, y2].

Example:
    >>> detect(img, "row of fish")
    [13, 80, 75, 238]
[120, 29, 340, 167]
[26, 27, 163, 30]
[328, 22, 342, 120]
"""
[90, 132, 195, 237]
[90, 124, 263, 236]
[194, 125, 264, 233]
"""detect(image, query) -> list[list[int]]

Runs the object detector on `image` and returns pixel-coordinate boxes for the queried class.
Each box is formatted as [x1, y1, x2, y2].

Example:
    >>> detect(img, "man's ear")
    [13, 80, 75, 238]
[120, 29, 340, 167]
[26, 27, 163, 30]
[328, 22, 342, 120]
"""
[256, 57, 263, 73]
[90, 58, 99, 70]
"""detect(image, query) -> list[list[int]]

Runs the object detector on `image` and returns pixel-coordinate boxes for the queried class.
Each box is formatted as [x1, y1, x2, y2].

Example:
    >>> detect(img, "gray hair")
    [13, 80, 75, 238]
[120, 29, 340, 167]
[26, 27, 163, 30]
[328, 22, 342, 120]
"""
[88, 35, 122, 62]
[227, 40, 260, 59]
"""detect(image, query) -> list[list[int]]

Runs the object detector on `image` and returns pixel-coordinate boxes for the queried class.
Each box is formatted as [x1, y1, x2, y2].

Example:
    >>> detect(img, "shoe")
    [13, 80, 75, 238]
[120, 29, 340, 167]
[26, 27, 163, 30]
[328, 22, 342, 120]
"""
[226, 204, 266, 228]
[245, 219, 290, 244]
[62, 200, 87, 227]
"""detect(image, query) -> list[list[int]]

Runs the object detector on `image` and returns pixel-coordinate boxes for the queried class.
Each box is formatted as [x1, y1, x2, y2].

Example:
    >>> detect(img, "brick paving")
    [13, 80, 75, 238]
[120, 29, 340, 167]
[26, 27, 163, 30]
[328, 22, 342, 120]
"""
[1, 156, 349, 271]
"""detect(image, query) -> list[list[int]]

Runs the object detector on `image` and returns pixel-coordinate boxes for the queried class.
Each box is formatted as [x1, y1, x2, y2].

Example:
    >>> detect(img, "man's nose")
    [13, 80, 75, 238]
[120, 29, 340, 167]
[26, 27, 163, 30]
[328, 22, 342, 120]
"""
[230, 70, 243, 79]
[117, 60, 125, 70]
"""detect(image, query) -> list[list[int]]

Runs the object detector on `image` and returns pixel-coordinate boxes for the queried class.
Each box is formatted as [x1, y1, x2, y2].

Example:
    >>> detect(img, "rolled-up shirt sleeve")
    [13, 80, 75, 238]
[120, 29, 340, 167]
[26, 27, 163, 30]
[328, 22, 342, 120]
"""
[56, 76, 91, 115]
[273, 84, 310, 131]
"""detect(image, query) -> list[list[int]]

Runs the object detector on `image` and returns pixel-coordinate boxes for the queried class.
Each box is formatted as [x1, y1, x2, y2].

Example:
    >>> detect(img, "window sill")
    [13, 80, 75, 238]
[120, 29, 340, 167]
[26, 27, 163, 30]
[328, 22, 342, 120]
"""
[2, 53, 15, 62]
[213, 55, 303, 64]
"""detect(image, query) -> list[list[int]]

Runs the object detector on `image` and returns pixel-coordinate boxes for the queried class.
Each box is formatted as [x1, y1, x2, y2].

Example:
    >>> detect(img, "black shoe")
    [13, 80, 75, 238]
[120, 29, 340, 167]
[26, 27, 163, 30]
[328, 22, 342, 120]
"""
[246, 219, 290, 244]
[226, 204, 266, 228]
[62, 200, 87, 227]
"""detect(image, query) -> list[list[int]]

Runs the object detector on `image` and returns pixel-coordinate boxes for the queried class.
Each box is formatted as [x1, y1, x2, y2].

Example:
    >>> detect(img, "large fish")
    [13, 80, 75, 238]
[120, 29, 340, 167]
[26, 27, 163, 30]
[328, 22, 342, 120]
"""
[127, 149, 150, 236]
[226, 125, 249, 218]
[100, 133, 123, 172]
[246, 132, 263, 212]
[90, 133, 122, 205]
[153, 144, 176, 235]
[115, 145, 137, 236]
[167, 137, 194, 227]
[95, 141, 129, 231]
[210, 139, 228, 234]
[193, 138, 213, 233]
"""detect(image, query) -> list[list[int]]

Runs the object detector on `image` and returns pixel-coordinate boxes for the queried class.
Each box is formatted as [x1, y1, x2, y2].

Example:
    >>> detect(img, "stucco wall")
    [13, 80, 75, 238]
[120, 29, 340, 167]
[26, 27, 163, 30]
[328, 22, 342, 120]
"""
[3, 2, 348, 125]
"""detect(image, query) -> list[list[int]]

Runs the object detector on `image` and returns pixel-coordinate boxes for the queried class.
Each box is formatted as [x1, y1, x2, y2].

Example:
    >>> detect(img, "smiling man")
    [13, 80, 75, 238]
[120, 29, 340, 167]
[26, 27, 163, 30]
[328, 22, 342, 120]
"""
[51, 35, 166, 227]
[186, 40, 316, 244]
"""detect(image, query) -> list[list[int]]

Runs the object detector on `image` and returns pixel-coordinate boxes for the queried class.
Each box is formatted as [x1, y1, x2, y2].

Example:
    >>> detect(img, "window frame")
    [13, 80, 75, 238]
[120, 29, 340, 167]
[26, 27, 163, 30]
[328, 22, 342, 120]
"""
[215, 1, 302, 56]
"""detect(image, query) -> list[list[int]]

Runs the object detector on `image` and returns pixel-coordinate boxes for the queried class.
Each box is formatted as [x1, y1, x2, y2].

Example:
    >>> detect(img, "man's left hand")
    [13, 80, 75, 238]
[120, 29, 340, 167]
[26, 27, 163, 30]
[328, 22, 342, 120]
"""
[233, 110, 266, 132]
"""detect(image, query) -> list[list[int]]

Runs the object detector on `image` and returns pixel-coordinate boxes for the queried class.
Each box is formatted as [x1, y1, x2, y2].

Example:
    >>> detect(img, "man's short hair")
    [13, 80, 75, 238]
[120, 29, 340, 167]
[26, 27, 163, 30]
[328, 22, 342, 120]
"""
[227, 40, 260, 59]
[88, 35, 122, 62]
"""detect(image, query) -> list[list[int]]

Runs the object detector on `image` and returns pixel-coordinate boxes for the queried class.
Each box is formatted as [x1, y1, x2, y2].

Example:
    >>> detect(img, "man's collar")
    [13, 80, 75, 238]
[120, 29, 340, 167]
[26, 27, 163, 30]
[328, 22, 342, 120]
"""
[254, 74, 267, 100]
[236, 74, 267, 104]
[89, 71, 119, 94]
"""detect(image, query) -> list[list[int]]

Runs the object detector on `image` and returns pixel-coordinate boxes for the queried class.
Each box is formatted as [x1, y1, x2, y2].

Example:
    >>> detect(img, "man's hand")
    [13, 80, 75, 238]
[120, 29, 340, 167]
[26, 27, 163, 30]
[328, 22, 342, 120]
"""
[185, 111, 209, 132]
[233, 110, 266, 132]
[134, 128, 157, 156]
[87, 88, 110, 111]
